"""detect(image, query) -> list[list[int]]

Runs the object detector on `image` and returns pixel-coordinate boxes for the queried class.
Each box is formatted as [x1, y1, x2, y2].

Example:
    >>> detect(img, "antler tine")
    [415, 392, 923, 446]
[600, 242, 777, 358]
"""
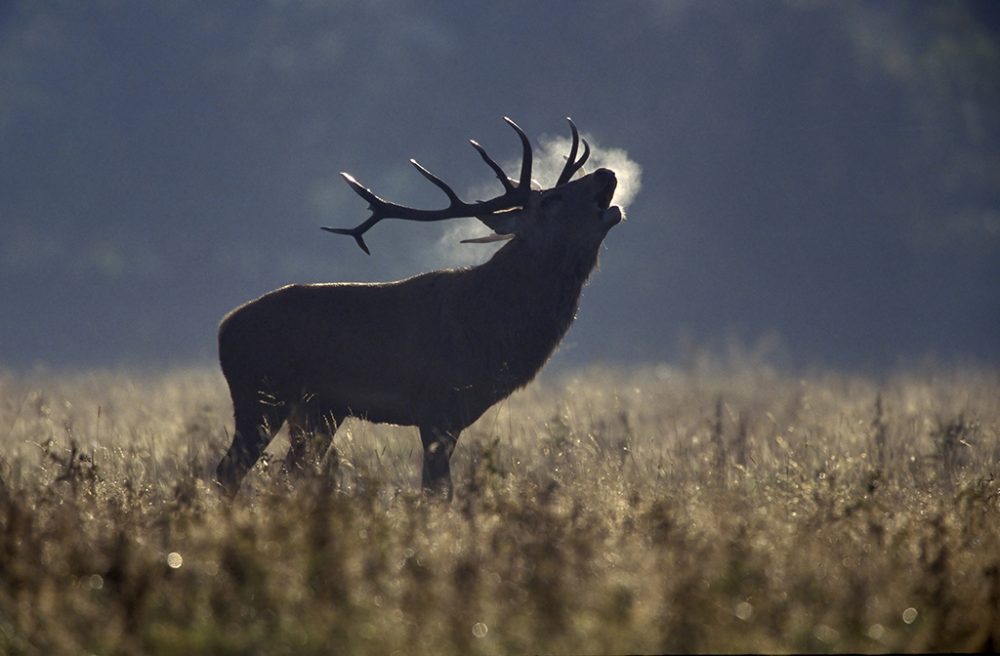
[324, 118, 535, 254]
[556, 117, 591, 186]
[338, 171, 380, 207]
[555, 117, 580, 186]
[321, 225, 372, 255]
[469, 140, 516, 194]
[577, 138, 591, 172]
[410, 159, 462, 205]
[502, 116, 533, 192]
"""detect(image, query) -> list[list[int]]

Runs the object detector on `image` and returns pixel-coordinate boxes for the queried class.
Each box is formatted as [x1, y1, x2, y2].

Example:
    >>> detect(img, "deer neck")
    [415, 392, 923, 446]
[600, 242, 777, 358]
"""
[465, 238, 601, 384]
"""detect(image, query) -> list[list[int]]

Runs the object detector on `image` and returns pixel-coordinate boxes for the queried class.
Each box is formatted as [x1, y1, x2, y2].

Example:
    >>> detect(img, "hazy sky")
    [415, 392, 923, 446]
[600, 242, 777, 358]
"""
[1, 1, 998, 372]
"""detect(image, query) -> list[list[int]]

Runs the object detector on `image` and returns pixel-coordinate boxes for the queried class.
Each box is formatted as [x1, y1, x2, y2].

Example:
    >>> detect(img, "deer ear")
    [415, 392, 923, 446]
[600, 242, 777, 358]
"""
[460, 233, 516, 245]
[475, 205, 526, 237]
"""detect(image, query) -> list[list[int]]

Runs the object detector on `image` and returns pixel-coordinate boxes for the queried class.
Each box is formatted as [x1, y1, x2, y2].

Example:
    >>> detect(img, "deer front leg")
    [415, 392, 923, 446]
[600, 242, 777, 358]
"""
[284, 404, 339, 479]
[419, 426, 459, 501]
[216, 402, 288, 498]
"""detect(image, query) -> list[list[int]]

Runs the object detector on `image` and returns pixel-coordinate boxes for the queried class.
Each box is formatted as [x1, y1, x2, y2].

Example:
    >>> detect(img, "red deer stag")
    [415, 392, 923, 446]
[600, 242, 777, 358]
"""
[215, 117, 622, 498]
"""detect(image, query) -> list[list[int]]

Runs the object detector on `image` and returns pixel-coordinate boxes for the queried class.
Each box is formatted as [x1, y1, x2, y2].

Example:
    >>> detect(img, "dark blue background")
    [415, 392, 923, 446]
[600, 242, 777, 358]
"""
[1, 1, 998, 372]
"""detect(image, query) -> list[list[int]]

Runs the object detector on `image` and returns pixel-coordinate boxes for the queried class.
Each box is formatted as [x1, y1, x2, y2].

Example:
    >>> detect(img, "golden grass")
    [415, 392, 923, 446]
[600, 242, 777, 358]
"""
[1, 362, 998, 654]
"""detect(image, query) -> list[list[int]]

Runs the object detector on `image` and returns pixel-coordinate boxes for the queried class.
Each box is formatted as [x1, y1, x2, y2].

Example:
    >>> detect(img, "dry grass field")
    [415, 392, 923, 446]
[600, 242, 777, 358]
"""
[1, 361, 998, 654]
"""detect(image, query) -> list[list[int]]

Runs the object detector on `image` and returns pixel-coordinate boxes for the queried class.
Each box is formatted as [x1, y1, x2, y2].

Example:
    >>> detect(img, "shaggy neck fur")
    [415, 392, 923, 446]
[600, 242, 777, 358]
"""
[458, 236, 602, 395]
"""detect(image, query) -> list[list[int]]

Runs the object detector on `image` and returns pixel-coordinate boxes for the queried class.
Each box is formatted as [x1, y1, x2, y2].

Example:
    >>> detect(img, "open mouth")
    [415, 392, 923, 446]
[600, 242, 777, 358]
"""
[601, 205, 623, 228]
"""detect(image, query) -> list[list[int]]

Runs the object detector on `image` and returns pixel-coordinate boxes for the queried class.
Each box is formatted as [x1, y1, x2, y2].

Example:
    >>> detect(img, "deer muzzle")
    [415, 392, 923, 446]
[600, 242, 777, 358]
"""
[593, 168, 621, 228]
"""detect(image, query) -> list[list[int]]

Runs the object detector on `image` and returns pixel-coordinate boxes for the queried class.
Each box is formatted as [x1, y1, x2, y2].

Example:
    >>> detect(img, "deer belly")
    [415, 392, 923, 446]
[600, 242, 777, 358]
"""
[301, 374, 504, 429]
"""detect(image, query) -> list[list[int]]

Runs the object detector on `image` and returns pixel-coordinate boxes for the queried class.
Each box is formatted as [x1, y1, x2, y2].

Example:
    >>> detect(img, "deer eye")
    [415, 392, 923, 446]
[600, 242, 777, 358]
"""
[541, 194, 563, 209]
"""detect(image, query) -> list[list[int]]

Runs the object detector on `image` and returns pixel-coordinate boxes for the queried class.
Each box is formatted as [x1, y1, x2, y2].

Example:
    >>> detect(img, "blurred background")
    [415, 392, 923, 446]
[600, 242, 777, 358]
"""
[1, 1, 998, 373]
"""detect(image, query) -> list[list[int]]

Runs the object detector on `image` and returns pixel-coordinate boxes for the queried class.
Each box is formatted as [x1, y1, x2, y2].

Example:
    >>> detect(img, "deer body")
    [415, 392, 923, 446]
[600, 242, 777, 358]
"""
[216, 118, 620, 498]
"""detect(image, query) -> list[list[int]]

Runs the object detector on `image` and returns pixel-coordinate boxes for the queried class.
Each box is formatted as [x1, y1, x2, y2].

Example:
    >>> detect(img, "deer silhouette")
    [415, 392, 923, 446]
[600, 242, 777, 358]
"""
[216, 118, 622, 498]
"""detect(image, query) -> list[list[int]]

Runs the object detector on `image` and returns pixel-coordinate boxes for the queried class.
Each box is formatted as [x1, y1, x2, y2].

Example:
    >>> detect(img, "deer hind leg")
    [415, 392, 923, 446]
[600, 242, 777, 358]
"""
[419, 425, 460, 501]
[284, 400, 339, 478]
[215, 386, 289, 498]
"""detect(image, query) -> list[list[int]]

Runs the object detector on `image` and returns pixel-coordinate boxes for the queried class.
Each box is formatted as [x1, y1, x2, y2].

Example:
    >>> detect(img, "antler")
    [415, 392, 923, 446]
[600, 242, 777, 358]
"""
[323, 117, 533, 254]
[555, 117, 590, 187]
